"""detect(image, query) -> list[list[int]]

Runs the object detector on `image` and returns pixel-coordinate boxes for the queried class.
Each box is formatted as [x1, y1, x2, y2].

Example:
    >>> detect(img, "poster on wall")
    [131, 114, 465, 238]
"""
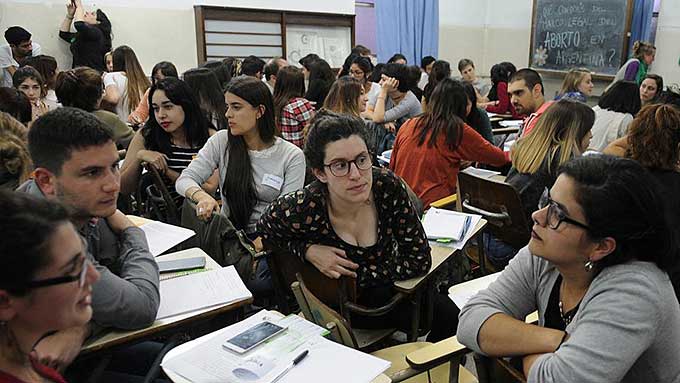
[286, 25, 351, 68]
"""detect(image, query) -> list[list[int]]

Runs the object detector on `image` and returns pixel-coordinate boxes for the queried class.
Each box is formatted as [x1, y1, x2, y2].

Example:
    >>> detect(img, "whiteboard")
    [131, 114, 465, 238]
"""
[286, 25, 351, 68]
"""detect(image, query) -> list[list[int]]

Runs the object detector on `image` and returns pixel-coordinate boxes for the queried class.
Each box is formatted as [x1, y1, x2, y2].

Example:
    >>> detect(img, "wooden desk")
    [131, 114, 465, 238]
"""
[394, 219, 488, 293]
[162, 311, 391, 383]
[81, 248, 253, 355]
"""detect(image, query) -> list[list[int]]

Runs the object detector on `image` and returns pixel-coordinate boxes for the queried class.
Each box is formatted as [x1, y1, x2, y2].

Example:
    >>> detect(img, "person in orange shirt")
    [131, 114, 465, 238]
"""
[390, 78, 509, 208]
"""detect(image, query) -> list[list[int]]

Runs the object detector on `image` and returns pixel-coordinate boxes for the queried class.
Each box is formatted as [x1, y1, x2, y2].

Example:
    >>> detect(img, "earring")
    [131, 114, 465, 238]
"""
[584, 260, 594, 272]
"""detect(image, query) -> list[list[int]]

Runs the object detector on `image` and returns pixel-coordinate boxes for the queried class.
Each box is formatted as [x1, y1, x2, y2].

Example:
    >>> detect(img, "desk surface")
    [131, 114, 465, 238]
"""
[394, 219, 488, 293]
[162, 311, 392, 383]
[448, 273, 539, 324]
[81, 248, 252, 355]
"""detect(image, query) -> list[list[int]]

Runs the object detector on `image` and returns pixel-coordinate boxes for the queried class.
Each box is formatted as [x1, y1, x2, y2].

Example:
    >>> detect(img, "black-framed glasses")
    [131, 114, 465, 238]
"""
[538, 188, 591, 231]
[25, 257, 91, 290]
[324, 152, 372, 177]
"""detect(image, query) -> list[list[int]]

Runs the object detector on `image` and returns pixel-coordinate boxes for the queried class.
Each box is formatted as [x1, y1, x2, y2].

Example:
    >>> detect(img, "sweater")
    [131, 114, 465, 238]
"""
[457, 247, 680, 383]
[588, 106, 633, 152]
[486, 82, 522, 118]
[175, 131, 306, 233]
[390, 117, 509, 208]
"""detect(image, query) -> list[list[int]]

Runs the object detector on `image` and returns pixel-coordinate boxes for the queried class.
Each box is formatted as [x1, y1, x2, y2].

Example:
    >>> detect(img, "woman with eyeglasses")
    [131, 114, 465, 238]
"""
[258, 110, 434, 329]
[0, 191, 99, 383]
[457, 155, 680, 382]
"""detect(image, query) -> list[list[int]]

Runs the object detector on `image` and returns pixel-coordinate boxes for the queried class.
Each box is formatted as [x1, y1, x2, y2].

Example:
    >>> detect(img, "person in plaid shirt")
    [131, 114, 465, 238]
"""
[274, 66, 315, 148]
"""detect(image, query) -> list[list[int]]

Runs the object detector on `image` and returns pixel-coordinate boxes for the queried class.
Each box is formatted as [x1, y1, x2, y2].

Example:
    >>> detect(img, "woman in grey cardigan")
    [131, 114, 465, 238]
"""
[457, 155, 680, 383]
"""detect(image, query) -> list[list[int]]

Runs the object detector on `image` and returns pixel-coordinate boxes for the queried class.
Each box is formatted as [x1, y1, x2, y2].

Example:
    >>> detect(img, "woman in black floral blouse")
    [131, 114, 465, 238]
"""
[258, 110, 437, 330]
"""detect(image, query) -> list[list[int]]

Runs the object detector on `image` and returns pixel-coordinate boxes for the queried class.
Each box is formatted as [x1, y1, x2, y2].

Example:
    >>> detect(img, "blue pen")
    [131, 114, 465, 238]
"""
[271, 350, 309, 383]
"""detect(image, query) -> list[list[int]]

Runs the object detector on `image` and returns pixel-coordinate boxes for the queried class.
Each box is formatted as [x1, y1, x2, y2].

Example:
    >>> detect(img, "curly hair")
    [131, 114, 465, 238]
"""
[626, 104, 680, 170]
[0, 112, 31, 189]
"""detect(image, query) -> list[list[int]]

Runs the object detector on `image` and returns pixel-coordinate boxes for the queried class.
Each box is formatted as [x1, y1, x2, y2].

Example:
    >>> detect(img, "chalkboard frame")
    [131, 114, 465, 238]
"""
[528, 0, 635, 80]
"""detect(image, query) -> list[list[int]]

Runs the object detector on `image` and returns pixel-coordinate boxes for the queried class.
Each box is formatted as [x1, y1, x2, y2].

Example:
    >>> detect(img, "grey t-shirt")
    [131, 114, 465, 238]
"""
[176, 130, 306, 233]
[368, 90, 422, 123]
[457, 247, 680, 383]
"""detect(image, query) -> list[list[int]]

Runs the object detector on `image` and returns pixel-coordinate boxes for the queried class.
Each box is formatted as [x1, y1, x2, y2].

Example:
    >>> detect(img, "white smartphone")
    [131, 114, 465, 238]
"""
[157, 257, 206, 273]
[222, 321, 286, 354]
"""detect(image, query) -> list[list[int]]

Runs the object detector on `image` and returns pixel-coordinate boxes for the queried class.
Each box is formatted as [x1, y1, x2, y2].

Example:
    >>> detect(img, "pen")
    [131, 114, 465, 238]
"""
[271, 350, 309, 383]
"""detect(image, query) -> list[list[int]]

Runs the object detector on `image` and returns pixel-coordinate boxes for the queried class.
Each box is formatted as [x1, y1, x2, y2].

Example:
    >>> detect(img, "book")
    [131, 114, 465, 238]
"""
[422, 207, 472, 241]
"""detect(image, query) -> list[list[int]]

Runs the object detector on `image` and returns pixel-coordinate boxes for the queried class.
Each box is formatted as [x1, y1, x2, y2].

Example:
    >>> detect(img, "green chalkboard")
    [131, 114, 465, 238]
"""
[530, 0, 633, 77]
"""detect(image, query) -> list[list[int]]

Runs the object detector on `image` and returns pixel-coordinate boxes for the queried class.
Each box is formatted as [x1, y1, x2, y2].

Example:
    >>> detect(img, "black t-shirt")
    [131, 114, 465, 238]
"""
[59, 21, 108, 71]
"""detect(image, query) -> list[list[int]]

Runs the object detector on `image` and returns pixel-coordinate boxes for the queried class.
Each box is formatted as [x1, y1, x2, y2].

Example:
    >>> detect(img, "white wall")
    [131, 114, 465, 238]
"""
[0, 0, 354, 76]
[438, 0, 680, 95]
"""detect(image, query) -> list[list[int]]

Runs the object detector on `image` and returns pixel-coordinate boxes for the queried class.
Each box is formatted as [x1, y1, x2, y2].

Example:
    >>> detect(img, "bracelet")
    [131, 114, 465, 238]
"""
[188, 188, 203, 202]
[66, 16, 74, 19]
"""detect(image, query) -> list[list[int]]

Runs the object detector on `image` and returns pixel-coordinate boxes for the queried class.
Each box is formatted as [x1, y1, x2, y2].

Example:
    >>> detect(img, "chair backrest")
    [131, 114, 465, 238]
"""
[143, 164, 180, 225]
[291, 277, 360, 349]
[457, 172, 530, 249]
[266, 241, 357, 316]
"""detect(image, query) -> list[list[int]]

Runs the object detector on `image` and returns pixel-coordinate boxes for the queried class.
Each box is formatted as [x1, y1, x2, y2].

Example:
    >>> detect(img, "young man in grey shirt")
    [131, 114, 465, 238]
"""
[17, 107, 160, 371]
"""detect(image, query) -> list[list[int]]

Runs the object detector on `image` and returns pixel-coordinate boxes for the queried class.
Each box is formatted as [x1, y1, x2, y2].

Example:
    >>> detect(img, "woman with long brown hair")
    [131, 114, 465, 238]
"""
[102, 45, 150, 121]
[322, 76, 367, 118]
[273, 66, 315, 148]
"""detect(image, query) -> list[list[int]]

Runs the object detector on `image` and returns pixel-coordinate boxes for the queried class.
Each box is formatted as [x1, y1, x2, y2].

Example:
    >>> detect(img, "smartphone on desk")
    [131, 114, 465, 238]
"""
[157, 257, 206, 273]
[222, 321, 287, 354]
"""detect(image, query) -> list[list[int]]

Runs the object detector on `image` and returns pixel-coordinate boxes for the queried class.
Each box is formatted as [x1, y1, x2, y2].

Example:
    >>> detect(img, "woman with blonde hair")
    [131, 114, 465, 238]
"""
[102, 45, 150, 121]
[0, 112, 31, 190]
[322, 76, 367, 118]
[508, 99, 595, 226]
[555, 68, 593, 102]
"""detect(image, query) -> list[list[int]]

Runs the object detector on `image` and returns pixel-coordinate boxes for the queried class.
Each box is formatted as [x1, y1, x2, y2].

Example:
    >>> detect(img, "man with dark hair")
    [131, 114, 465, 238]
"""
[1, 26, 41, 88]
[351, 44, 372, 57]
[418, 55, 436, 90]
[17, 107, 159, 371]
[240, 55, 266, 80]
[263, 56, 288, 94]
[508, 68, 549, 137]
[365, 63, 422, 127]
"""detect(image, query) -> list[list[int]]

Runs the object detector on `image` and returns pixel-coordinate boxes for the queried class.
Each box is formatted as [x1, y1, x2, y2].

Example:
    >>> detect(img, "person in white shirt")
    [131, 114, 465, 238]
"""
[418, 56, 435, 90]
[0, 27, 41, 88]
[589, 81, 641, 152]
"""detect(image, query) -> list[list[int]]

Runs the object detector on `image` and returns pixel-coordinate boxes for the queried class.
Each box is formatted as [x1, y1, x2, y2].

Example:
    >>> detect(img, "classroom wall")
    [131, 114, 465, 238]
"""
[0, 0, 354, 77]
[438, 0, 680, 97]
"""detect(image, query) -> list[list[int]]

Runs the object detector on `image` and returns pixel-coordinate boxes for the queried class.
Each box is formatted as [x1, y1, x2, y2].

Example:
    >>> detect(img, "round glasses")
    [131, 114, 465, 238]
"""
[26, 257, 91, 290]
[324, 152, 372, 177]
[537, 188, 591, 231]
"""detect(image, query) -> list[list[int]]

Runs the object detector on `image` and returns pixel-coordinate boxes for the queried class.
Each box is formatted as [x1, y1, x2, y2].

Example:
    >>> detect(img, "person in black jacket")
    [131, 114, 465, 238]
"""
[59, 0, 112, 72]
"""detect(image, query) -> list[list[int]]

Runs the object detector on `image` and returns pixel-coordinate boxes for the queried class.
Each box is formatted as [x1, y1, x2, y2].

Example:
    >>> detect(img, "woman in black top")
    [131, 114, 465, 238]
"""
[305, 59, 335, 109]
[59, 0, 112, 71]
[258, 110, 472, 336]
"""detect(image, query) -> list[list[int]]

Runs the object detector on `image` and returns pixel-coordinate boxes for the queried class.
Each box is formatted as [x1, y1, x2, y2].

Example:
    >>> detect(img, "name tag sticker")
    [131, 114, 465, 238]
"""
[262, 174, 284, 191]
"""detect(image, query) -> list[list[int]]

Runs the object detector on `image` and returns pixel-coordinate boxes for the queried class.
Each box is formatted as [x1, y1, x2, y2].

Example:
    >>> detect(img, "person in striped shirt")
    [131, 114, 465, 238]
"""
[120, 77, 218, 209]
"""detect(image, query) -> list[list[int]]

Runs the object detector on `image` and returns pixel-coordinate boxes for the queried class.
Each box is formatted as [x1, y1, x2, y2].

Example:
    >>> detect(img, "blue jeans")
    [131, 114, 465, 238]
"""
[483, 232, 519, 269]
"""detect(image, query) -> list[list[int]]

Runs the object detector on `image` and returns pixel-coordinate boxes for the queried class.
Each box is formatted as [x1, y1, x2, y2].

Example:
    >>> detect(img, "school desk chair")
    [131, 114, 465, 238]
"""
[457, 172, 530, 274]
[292, 277, 478, 383]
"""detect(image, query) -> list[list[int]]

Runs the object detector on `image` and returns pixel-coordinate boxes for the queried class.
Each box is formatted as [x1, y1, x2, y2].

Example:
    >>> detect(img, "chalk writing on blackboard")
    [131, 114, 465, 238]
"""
[531, 0, 629, 75]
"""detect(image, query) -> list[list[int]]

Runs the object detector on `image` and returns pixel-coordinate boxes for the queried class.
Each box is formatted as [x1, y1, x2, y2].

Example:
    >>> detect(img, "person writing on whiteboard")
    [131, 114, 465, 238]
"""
[611, 41, 655, 86]
[58, 0, 112, 72]
[176, 76, 306, 293]
[457, 155, 680, 383]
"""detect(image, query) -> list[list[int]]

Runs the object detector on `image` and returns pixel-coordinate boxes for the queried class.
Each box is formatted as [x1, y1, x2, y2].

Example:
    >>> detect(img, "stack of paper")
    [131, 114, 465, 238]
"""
[448, 272, 500, 308]
[377, 149, 392, 165]
[499, 119, 524, 128]
[137, 220, 195, 256]
[423, 208, 472, 241]
[462, 167, 501, 179]
[156, 266, 252, 319]
[162, 310, 390, 383]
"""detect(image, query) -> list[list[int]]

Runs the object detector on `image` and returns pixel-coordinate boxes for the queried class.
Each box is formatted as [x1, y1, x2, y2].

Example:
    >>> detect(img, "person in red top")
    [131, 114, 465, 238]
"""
[391, 79, 509, 208]
[484, 62, 524, 119]
[0, 191, 100, 383]
[508, 68, 549, 138]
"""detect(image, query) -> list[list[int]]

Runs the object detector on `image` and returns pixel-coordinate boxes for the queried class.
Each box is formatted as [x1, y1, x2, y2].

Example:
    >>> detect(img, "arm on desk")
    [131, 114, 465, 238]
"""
[457, 248, 555, 356]
[90, 223, 160, 329]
